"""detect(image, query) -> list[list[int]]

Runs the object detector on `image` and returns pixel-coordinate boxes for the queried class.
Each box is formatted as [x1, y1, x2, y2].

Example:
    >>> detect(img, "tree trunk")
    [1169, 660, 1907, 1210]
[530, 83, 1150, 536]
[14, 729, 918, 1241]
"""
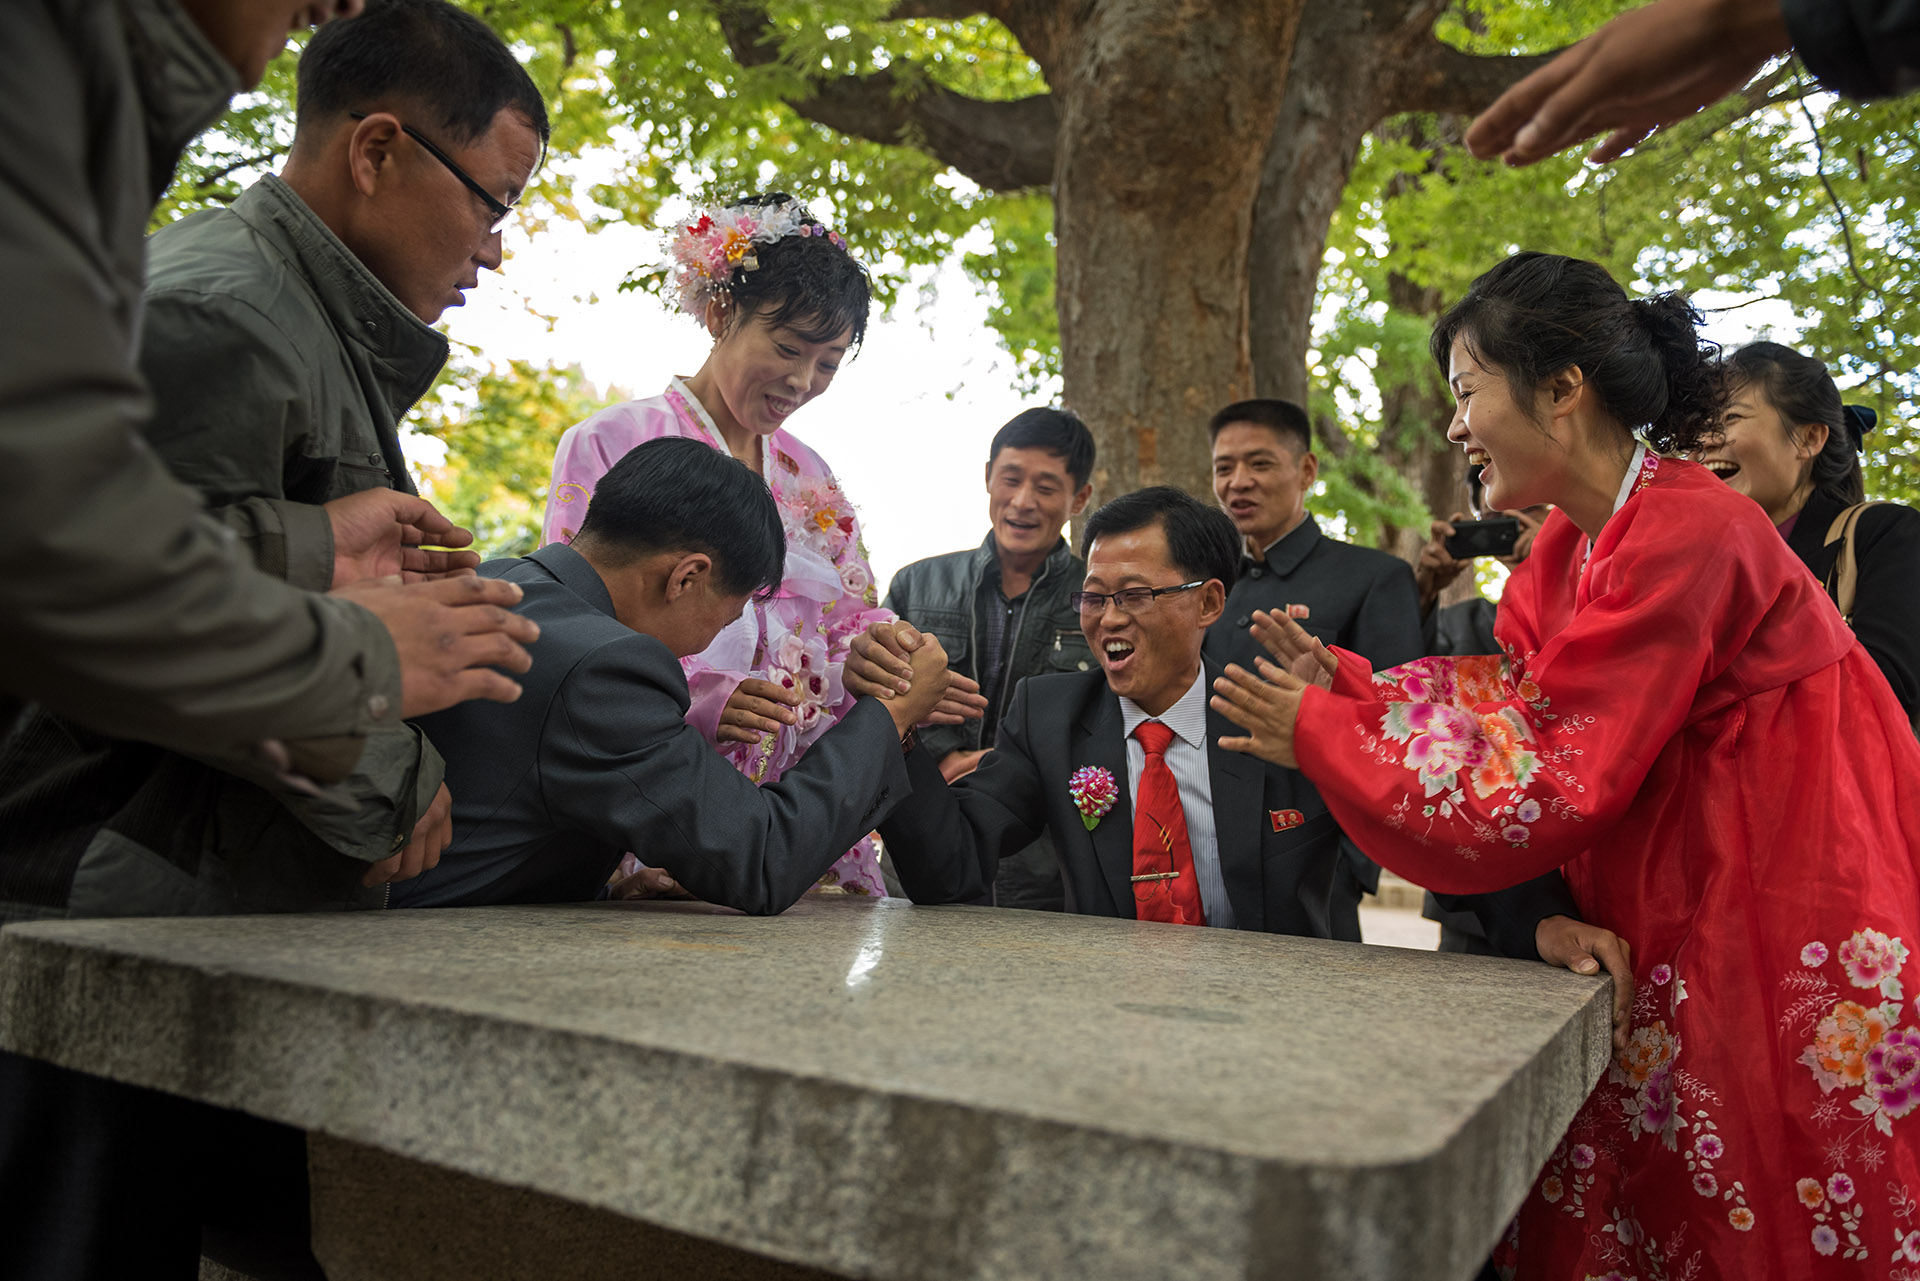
[1038, 0, 1306, 504]
[1247, 2, 1388, 406]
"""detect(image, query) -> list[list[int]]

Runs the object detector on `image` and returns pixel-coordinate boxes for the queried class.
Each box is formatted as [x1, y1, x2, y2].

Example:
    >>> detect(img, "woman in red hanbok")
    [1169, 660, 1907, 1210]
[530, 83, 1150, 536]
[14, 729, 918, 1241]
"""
[1213, 252, 1920, 1279]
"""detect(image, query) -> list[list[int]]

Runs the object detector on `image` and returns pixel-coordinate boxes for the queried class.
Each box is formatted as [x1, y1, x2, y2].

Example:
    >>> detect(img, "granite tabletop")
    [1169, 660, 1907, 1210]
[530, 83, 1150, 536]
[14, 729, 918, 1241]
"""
[0, 897, 1609, 1280]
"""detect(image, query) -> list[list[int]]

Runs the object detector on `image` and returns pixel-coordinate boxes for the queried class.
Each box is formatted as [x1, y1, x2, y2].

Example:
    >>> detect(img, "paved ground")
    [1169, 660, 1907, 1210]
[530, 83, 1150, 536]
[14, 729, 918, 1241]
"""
[1357, 904, 1440, 951]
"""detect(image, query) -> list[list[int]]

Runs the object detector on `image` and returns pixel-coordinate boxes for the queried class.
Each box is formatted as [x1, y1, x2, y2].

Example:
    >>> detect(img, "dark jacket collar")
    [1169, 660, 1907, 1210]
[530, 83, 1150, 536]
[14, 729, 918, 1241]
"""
[1256, 514, 1323, 577]
[528, 543, 620, 621]
[972, 532, 1077, 588]
[229, 174, 450, 420]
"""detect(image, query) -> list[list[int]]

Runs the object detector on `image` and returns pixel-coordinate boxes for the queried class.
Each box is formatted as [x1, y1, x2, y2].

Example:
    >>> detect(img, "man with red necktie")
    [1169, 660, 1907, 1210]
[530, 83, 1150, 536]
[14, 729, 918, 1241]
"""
[859, 487, 1629, 983]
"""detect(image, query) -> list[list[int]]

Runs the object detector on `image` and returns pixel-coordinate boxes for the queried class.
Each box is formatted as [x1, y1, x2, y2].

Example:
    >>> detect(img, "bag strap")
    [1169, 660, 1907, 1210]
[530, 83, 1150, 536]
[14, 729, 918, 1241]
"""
[1822, 502, 1890, 624]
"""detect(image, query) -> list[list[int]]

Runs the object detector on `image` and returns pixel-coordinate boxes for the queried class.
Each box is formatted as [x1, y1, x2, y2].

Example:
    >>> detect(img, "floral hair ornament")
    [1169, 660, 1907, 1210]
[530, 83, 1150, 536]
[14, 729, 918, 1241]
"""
[1068, 765, 1118, 831]
[667, 198, 849, 319]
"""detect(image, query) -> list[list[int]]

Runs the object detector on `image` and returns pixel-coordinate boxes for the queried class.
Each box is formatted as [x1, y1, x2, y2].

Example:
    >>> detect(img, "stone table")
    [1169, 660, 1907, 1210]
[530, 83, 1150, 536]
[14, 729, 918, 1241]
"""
[0, 898, 1609, 1280]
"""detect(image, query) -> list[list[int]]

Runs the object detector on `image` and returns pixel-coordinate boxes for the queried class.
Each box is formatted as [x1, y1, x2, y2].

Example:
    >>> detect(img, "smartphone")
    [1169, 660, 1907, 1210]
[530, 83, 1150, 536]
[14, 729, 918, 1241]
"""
[1444, 516, 1521, 559]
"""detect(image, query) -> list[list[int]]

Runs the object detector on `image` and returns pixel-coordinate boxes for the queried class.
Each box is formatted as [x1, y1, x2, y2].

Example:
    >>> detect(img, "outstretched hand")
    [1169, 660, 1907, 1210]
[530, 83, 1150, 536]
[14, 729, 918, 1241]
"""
[1210, 657, 1307, 768]
[1465, 0, 1792, 166]
[1248, 610, 1337, 690]
[327, 488, 482, 587]
[1535, 915, 1637, 1052]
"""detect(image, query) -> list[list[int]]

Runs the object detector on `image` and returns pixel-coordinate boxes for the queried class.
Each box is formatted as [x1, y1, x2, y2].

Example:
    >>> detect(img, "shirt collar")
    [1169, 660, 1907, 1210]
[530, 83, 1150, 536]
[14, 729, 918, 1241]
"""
[1256, 514, 1321, 576]
[1610, 442, 1650, 518]
[1118, 665, 1210, 752]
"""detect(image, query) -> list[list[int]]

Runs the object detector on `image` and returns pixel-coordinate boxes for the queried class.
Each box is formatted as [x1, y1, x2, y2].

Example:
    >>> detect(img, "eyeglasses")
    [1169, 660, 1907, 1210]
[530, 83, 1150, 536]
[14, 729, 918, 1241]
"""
[1070, 581, 1206, 616]
[349, 112, 517, 233]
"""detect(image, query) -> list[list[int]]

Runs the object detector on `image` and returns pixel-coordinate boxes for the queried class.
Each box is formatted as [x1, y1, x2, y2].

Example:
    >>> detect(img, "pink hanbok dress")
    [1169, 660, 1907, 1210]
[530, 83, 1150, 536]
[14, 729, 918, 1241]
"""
[543, 377, 894, 894]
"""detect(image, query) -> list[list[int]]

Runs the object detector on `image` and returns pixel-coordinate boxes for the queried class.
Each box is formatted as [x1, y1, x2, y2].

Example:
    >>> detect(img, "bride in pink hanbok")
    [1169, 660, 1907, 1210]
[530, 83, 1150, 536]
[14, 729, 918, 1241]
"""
[543, 193, 980, 895]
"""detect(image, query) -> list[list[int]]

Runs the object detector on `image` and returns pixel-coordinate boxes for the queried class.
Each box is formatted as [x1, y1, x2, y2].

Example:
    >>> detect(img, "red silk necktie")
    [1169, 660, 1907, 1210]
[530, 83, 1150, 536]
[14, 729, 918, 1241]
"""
[1130, 720, 1207, 926]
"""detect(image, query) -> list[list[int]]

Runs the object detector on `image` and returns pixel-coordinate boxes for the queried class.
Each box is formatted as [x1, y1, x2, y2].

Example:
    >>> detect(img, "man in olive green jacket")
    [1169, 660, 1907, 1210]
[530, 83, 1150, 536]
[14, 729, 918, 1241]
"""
[0, 0, 539, 926]
[0, 3, 539, 1277]
[0, 0, 552, 913]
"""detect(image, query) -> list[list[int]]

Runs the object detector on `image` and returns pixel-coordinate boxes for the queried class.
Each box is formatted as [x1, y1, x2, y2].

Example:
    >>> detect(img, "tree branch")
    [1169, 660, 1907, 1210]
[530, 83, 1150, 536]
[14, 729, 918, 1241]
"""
[717, 3, 1056, 191]
[1387, 39, 1561, 117]
[883, 0, 990, 20]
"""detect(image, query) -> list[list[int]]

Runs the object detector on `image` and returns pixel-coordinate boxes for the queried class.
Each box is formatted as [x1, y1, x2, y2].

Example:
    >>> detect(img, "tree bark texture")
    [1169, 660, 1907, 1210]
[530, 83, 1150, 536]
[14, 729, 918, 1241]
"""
[1038, 0, 1306, 501]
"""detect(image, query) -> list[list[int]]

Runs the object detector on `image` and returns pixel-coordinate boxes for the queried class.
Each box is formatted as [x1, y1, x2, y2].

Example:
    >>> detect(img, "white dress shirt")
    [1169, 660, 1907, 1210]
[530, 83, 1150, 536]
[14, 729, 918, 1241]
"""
[1118, 667, 1234, 929]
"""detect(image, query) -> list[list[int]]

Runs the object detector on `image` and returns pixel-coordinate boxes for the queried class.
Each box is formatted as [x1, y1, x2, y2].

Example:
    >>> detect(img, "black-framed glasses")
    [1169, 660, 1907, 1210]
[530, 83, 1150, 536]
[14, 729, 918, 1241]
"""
[1070, 581, 1206, 616]
[350, 112, 517, 233]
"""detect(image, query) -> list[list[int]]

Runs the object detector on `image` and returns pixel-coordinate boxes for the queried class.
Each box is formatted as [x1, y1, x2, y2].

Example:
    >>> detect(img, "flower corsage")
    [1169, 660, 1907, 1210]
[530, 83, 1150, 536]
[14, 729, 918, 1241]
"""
[1068, 766, 1118, 831]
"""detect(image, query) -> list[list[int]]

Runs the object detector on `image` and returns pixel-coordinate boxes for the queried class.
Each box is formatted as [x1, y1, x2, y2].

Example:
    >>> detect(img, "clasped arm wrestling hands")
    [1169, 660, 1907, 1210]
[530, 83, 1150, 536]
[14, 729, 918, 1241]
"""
[326, 489, 539, 886]
[1465, 0, 1794, 166]
[1211, 610, 1636, 1048]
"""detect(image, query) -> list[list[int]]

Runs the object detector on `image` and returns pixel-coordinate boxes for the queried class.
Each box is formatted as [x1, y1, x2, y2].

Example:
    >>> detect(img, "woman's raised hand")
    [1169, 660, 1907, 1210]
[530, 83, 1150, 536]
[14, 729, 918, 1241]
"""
[1249, 610, 1338, 691]
[1210, 658, 1308, 769]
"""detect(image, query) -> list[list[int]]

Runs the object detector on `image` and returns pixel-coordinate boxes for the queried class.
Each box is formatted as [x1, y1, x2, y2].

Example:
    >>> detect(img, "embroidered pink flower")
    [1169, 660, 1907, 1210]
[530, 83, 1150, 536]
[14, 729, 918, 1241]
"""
[1068, 766, 1118, 831]
[1729, 1206, 1755, 1231]
[1692, 1172, 1717, 1196]
[1541, 1174, 1564, 1204]
[1811, 1225, 1839, 1256]
[1802, 941, 1830, 967]
[1516, 798, 1543, 824]
[1651, 964, 1673, 986]
[1695, 1133, 1724, 1159]
[1839, 928, 1907, 989]
[1901, 1229, 1920, 1262]
[1501, 824, 1531, 845]
[1633, 1064, 1679, 1139]
[1569, 1144, 1596, 1170]
[838, 559, 873, 599]
[1391, 658, 1457, 704]
[1866, 1027, 1920, 1119]
[1390, 703, 1490, 795]
[1826, 1172, 1855, 1204]
[1796, 1177, 1825, 1208]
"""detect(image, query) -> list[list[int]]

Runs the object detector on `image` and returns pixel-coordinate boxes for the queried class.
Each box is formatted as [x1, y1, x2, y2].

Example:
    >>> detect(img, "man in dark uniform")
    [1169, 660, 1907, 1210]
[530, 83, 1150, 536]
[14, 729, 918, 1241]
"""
[1201, 398, 1423, 941]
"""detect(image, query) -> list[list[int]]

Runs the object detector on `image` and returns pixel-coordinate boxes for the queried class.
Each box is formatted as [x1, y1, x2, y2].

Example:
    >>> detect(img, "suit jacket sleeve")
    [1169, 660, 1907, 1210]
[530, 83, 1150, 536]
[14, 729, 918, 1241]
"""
[1351, 558, 1426, 671]
[881, 678, 1048, 904]
[139, 288, 336, 592]
[0, 11, 395, 777]
[1432, 873, 1585, 960]
[544, 635, 915, 914]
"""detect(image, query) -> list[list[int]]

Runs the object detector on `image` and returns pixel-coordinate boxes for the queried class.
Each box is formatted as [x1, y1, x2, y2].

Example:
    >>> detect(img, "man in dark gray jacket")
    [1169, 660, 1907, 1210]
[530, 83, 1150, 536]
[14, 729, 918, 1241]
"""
[0, 0, 552, 920]
[396, 438, 958, 912]
[882, 408, 1095, 910]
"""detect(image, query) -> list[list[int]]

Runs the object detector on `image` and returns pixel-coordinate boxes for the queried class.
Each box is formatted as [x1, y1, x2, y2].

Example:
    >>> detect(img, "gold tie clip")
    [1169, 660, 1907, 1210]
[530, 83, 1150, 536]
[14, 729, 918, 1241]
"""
[1130, 871, 1180, 883]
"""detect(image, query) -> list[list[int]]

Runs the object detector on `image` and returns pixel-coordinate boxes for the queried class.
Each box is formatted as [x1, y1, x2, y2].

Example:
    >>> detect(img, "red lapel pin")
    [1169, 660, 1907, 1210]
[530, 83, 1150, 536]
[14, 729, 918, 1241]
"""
[1270, 809, 1304, 832]
[1285, 603, 1311, 620]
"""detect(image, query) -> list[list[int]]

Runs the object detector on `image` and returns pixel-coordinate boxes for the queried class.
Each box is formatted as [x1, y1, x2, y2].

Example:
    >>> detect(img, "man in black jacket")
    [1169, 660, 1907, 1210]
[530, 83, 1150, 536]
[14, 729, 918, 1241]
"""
[395, 438, 956, 912]
[883, 408, 1095, 910]
[1203, 398, 1424, 941]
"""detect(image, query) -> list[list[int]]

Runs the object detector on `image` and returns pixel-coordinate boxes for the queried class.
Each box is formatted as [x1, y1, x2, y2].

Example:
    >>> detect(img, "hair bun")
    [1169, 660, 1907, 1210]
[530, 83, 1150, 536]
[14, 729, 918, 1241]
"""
[1842, 404, 1877, 448]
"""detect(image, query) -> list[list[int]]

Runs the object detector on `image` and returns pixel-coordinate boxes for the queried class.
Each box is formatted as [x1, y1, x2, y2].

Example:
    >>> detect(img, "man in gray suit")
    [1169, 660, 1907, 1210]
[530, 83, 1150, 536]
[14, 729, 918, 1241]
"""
[396, 437, 956, 911]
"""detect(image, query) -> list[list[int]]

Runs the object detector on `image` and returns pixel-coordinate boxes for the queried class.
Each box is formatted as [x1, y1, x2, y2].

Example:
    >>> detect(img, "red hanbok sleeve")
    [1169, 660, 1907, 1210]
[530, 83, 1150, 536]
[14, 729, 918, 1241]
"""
[1293, 484, 1823, 895]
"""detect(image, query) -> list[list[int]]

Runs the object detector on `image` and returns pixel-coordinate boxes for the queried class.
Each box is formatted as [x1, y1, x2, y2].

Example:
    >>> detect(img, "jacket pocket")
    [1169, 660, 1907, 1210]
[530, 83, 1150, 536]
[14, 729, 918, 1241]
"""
[1046, 627, 1095, 673]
